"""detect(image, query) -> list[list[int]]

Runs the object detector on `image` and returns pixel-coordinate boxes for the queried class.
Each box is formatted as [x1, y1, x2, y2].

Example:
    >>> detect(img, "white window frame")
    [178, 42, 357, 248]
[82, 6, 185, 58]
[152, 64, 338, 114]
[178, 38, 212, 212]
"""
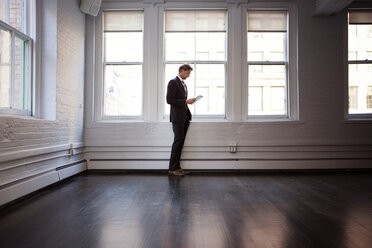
[346, 9, 372, 119]
[162, 9, 228, 120]
[91, 1, 298, 124]
[95, 7, 145, 121]
[0, 0, 35, 116]
[242, 2, 298, 121]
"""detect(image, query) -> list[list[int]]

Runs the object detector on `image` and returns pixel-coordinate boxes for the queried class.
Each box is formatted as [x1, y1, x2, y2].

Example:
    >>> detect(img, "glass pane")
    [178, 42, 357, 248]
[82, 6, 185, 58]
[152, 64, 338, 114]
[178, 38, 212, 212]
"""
[195, 33, 225, 61]
[194, 64, 225, 115]
[367, 86, 372, 109]
[348, 64, 372, 114]
[104, 65, 142, 116]
[248, 32, 285, 61]
[104, 11, 143, 31]
[247, 11, 287, 32]
[9, 0, 24, 32]
[165, 33, 195, 61]
[349, 10, 372, 24]
[0, 28, 11, 108]
[165, 10, 226, 32]
[349, 86, 358, 110]
[348, 25, 372, 61]
[14, 36, 29, 110]
[248, 65, 286, 115]
[105, 32, 143, 62]
[248, 87, 263, 111]
[0, 0, 6, 21]
[271, 87, 285, 111]
[165, 33, 226, 61]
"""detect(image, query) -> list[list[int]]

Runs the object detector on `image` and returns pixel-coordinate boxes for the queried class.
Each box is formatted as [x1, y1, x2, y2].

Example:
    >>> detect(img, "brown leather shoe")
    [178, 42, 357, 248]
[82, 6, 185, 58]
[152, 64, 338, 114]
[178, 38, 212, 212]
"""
[178, 168, 190, 175]
[168, 170, 184, 176]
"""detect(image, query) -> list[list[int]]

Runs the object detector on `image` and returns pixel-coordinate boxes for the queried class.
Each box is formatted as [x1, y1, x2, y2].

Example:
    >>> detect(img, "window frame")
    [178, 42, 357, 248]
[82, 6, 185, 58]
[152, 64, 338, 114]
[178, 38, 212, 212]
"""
[346, 9, 372, 119]
[91, 1, 298, 124]
[0, 0, 34, 116]
[162, 9, 228, 120]
[96, 9, 145, 121]
[241, 3, 298, 121]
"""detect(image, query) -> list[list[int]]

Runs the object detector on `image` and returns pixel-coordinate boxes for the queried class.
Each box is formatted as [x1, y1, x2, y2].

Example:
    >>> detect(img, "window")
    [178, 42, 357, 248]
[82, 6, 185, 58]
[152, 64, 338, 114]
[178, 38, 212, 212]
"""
[247, 10, 288, 117]
[367, 86, 372, 109]
[0, 0, 33, 115]
[348, 10, 372, 115]
[102, 11, 143, 118]
[164, 10, 227, 117]
[349, 86, 358, 110]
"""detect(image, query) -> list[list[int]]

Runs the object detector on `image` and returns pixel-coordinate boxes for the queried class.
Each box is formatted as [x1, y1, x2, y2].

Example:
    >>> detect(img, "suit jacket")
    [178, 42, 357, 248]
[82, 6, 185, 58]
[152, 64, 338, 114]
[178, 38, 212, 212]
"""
[166, 76, 192, 123]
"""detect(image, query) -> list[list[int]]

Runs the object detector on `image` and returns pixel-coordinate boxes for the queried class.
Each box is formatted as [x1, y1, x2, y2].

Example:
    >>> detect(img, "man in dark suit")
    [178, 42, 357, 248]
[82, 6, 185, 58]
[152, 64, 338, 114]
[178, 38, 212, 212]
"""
[167, 64, 196, 176]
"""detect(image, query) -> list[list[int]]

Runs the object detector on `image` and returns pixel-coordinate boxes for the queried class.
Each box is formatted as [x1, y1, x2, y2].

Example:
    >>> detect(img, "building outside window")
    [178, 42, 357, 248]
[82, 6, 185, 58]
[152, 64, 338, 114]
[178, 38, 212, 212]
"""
[164, 10, 227, 117]
[367, 86, 372, 109]
[102, 10, 143, 118]
[0, 0, 33, 115]
[349, 86, 358, 110]
[348, 10, 372, 115]
[247, 10, 288, 116]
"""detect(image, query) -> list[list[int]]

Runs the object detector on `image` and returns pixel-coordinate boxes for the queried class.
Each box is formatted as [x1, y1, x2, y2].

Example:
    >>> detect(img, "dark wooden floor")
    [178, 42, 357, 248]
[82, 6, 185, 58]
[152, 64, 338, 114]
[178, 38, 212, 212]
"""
[0, 172, 371, 248]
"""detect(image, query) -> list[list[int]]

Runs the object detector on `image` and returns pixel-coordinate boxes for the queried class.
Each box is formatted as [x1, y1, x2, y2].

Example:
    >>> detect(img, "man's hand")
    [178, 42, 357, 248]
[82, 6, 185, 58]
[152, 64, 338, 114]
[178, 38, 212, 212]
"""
[186, 98, 196, 104]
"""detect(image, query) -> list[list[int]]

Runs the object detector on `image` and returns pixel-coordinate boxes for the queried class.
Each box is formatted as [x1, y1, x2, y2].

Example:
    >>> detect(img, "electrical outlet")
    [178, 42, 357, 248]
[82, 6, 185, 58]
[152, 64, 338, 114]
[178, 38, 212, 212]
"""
[230, 142, 237, 153]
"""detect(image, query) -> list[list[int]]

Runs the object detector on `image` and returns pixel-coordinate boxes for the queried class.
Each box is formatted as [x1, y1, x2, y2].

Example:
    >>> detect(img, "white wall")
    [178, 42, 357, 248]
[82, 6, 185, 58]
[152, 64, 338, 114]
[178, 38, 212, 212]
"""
[85, 0, 372, 170]
[0, 0, 86, 206]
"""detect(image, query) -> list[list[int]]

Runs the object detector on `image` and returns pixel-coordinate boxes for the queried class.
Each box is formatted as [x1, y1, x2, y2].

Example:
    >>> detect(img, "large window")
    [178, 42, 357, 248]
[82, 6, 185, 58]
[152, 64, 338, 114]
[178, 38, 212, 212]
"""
[348, 10, 372, 115]
[247, 10, 288, 117]
[0, 0, 33, 115]
[102, 11, 143, 118]
[164, 10, 227, 117]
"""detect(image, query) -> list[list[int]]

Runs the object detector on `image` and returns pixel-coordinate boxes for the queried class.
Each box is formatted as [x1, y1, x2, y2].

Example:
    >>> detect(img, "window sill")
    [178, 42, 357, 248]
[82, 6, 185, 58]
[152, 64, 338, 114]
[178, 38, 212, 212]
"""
[0, 114, 56, 123]
[342, 118, 372, 124]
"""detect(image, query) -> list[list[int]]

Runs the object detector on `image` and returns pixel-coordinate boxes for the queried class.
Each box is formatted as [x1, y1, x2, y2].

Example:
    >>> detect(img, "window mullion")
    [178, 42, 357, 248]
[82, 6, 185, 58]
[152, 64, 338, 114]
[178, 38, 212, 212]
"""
[10, 29, 15, 108]
[5, 0, 9, 23]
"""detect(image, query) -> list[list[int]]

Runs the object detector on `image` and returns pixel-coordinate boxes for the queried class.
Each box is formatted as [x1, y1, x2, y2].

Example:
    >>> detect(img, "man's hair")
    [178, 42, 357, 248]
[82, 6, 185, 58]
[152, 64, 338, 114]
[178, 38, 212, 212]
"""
[178, 64, 193, 73]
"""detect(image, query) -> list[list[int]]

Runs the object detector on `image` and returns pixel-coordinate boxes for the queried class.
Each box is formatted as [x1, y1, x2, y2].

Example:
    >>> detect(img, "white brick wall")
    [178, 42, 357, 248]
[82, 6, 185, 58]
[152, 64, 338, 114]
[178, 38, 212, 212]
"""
[0, 0, 85, 200]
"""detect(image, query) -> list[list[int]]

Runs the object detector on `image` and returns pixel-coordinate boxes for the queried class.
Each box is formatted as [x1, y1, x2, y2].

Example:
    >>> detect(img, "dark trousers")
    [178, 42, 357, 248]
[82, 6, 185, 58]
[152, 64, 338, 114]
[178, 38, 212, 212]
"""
[169, 121, 190, 171]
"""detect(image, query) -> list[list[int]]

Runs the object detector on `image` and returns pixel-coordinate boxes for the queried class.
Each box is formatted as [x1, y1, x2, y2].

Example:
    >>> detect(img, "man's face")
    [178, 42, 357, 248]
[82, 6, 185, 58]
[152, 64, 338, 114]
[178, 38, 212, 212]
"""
[179, 69, 192, 80]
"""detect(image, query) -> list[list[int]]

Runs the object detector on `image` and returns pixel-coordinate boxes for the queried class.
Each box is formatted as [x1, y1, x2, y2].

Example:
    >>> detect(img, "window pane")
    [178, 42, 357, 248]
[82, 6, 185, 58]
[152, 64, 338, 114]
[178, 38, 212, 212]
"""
[348, 64, 372, 114]
[248, 86, 263, 111]
[367, 86, 372, 109]
[105, 32, 143, 62]
[193, 64, 225, 115]
[271, 86, 285, 111]
[248, 65, 286, 115]
[10, 0, 24, 32]
[104, 65, 142, 116]
[248, 11, 287, 32]
[14, 36, 29, 110]
[349, 86, 358, 109]
[165, 33, 195, 61]
[195, 33, 225, 61]
[165, 10, 226, 32]
[348, 25, 372, 61]
[248, 32, 285, 61]
[0, 28, 11, 108]
[104, 11, 143, 31]
[0, 0, 6, 21]
[165, 32, 226, 61]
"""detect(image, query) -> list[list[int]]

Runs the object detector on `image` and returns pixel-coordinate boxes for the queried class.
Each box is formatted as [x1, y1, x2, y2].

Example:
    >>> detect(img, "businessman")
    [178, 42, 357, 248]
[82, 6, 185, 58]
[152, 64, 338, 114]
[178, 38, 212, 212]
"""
[167, 64, 196, 176]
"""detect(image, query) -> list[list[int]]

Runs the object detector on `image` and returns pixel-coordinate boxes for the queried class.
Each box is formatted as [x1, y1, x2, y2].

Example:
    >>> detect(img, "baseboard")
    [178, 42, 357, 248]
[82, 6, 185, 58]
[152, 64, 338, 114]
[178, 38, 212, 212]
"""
[0, 162, 87, 207]
[87, 159, 372, 170]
